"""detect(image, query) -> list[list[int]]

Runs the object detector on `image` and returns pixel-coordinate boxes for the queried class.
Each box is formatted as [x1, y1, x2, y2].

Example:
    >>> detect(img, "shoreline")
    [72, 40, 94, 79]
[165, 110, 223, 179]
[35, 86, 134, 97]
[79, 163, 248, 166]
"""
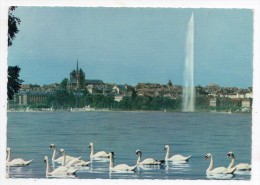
[7, 108, 251, 114]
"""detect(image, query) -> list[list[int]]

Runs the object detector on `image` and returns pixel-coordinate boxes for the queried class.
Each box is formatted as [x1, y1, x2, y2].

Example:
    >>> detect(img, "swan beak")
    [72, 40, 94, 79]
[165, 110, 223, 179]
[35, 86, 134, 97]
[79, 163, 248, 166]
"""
[44, 159, 46, 163]
[204, 156, 208, 160]
[89, 145, 91, 148]
[227, 153, 230, 158]
[164, 147, 166, 151]
[49, 145, 54, 149]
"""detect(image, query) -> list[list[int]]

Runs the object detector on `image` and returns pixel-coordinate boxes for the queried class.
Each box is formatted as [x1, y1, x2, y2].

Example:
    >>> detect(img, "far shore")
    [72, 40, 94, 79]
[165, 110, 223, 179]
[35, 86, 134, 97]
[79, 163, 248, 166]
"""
[7, 107, 251, 114]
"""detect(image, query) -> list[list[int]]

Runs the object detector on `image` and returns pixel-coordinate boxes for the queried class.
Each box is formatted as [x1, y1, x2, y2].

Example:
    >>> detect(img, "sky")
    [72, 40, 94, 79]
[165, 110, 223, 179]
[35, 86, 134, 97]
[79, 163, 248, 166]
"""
[8, 7, 253, 88]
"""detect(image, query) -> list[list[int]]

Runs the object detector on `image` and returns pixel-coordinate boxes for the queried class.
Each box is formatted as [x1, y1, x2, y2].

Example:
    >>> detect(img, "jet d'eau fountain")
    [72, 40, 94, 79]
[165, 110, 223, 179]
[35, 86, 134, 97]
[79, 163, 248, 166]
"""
[182, 13, 195, 112]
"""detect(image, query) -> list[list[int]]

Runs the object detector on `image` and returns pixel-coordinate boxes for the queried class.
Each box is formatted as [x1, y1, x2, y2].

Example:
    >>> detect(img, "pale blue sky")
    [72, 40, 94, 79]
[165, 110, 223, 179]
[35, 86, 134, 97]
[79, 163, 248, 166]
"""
[8, 7, 253, 88]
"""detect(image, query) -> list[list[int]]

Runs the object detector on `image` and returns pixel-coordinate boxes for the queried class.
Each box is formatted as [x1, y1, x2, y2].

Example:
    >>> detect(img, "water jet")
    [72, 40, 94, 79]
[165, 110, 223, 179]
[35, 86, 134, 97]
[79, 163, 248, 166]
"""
[182, 13, 195, 112]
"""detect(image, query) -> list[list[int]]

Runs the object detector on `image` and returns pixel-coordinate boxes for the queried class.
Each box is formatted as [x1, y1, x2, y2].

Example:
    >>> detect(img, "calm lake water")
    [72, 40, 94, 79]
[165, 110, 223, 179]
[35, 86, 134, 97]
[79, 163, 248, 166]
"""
[7, 111, 251, 180]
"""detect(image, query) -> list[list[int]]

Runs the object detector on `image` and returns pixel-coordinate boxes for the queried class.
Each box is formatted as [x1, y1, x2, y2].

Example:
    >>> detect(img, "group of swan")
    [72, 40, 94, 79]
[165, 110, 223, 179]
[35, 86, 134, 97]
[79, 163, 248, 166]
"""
[45, 143, 109, 177]
[205, 152, 251, 177]
[108, 144, 192, 172]
[47, 143, 191, 174]
[44, 156, 77, 177]
[6, 144, 251, 178]
[49, 144, 79, 164]
[5, 143, 193, 175]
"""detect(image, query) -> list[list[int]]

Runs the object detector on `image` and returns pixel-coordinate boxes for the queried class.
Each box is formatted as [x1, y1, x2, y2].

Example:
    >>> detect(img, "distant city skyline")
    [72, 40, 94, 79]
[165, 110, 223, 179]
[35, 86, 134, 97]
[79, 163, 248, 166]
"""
[8, 7, 253, 88]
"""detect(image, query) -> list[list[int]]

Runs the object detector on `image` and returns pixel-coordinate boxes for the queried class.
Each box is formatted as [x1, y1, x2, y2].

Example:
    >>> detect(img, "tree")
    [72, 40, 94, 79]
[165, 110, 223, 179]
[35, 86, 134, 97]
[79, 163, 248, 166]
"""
[47, 89, 75, 109]
[7, 66, 23, 100]
[8, 6, 21, 47]
[60, 78, 68, 89]
[8, 6, 23, 100]
[168, 80, 173, 87]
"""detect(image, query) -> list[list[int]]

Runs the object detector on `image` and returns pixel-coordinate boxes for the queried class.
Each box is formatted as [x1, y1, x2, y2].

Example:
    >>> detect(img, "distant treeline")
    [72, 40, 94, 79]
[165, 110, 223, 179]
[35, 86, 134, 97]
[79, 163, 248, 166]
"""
[35, 88, 244, 112]
[45, 89, 182, 111]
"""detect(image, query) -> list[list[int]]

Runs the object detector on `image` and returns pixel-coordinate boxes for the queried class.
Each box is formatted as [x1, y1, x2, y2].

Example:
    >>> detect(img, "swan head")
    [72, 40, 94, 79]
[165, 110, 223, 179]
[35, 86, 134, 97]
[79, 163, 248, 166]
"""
[44, 156, 48, 163]
[164, 145, 169, 151]
[59, 148, 65, 155]
[227, 151, 234, 158]
[108, 152, 115, 158]
[205, 153, 212, 160]
[6, 147, 10, 152]
[136, 150, 142, 157]
[89, 142, 93, 148]
[49, 144, 56, 149]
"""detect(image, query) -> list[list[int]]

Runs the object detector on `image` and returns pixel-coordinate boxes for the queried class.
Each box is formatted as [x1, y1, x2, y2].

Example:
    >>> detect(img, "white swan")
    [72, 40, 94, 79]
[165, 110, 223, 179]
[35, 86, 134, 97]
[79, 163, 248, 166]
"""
[59, 148, 91, 167]
[227, 151, 251, 171]
[6, 147, 33, 167]
[44, 156, 77, 177]
[205, 153, 236, 176]
[49, 144, 79, 164]
[136, 150, 165, 165]
[164, 145, 191, 162]
[89, 142, 109, 160]
[108, 152, 137, 172]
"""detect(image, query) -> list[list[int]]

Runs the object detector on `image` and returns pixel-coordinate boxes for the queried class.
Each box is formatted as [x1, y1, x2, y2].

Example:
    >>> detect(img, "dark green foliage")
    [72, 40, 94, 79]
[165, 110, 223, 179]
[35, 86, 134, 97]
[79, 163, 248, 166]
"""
[168, 80, 173, 87]
[7, 66, 23, 100]
[29, 84, 40, 88]
[216, 98, 242, 111]
[8, 6, 21, 47]
[47, 89, 75, 109]
[60, 78, 68, 89]
[195, 97, 210, 110]
[117, 95, 182, 111]
[118, 96, 132, 110]
[8, 7, 23, 100]
[196, 85, 208, 95]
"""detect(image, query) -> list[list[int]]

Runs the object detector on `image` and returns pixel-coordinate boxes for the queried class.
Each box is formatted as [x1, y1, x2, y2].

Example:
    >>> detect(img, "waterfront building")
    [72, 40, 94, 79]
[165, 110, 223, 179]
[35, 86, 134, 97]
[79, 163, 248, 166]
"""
[112, 85, 127, 95]
[68, 61, 86, 91]
[241, 99, 251, 108]
[209, 98, 217, 107]
[85, 79, 103, 86]
[10, 91, 49, 106]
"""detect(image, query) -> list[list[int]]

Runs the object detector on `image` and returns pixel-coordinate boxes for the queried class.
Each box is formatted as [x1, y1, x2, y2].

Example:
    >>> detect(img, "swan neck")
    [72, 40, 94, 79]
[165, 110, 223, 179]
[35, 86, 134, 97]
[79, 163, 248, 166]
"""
[165, 147, 170, 160]
[52, 148, 56, 161]
[7, 149, 11, 162]
[62, 151, 66, 166]
[46, 158, 50, 176]
[207, 156, 214, 172]
[136, 154, 141, 165]
[109, 155, 114, 169]
[90, 145, 94, 158]
[228, 155, 235, 169]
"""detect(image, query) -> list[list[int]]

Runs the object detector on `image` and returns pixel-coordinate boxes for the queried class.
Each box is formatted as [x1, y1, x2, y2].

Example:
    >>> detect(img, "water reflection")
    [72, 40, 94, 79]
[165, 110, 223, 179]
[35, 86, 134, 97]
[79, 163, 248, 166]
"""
[109, 171, 139, 179]
[137, 164, 164, 171]
[165, 161, 191, 174]
[91, 158, 110, 162]
[46, 174, 78, 179]
[206, 173, 235, 180]
[234, 170, 251, 175]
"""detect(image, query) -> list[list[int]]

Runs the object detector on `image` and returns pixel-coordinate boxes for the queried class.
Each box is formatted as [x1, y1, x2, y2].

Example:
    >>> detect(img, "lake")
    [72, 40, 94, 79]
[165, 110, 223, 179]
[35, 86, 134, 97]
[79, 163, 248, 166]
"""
[7, 111, 251, 180]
